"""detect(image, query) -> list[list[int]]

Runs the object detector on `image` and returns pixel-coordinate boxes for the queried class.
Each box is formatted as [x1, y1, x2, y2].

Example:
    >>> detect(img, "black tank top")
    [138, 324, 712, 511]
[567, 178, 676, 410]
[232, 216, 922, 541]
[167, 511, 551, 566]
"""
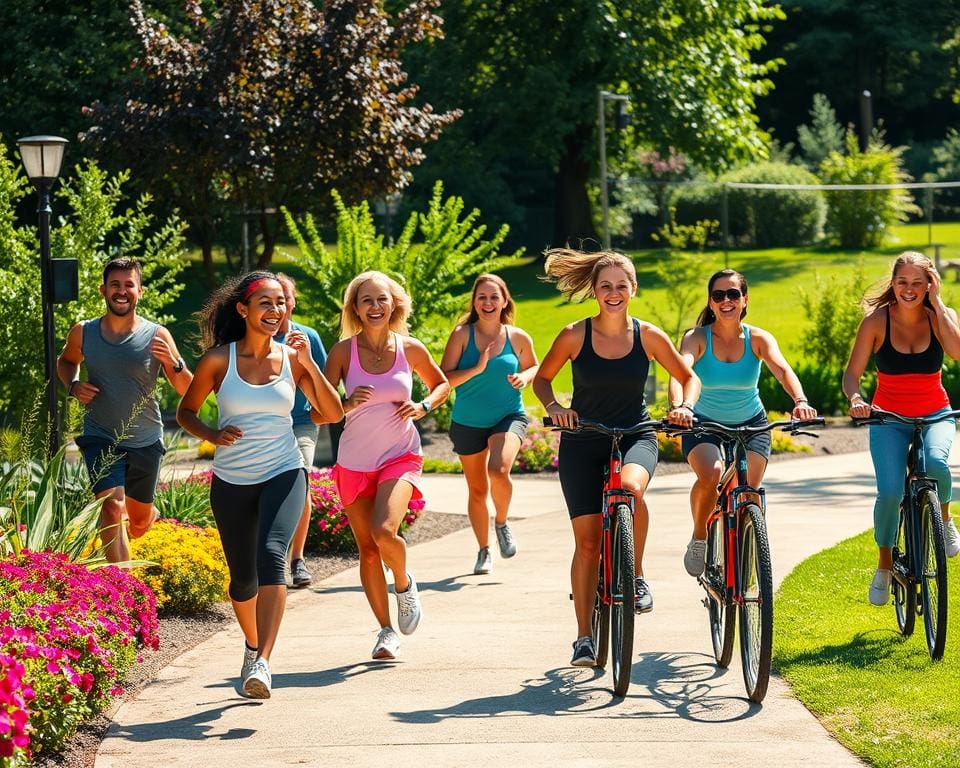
[568, 317, 650, 438]
[875, 308, 943, 375]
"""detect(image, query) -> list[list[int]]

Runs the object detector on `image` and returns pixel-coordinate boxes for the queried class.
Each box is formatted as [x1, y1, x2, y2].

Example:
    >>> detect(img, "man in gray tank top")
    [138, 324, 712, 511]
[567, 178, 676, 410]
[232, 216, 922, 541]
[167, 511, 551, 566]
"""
[57, 258, 193, 563]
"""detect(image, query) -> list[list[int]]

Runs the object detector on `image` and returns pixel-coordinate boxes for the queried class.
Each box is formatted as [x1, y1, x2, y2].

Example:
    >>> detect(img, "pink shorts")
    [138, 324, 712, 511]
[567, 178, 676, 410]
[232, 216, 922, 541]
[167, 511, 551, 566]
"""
[332, 452, 424, 507]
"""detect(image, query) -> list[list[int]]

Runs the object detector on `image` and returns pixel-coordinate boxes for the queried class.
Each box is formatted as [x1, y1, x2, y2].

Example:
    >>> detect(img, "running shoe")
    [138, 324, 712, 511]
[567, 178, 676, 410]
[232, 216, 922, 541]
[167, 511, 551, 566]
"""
[495, 522, 518, 558]
[371, 627, 400, 660]
[474, 547, 493, 575]
[869, 568, 892, 606]
[571, 636, 597, 667]
[242, 658, 271, 699]
[395, 573, 422, 635]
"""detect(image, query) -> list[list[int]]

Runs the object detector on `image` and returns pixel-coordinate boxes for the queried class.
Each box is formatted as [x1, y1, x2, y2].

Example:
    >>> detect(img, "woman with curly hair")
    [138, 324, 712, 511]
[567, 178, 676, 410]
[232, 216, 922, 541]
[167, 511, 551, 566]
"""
[177, 271, 342, 698]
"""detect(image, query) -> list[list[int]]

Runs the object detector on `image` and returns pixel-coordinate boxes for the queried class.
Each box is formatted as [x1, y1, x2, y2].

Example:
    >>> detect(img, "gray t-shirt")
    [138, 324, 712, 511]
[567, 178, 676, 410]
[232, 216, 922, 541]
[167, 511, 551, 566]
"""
[81, 317, 163, 448]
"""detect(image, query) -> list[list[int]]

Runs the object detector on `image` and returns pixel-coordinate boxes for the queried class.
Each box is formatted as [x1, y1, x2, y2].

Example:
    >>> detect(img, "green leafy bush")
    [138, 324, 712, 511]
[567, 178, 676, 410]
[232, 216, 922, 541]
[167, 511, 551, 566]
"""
[672, 162, 825, 247]
[514, 426, 559, 473]
[819, 131, 919, 248]
[422, 458, 463, 474]
[771, 429, 811, 454]
[154, 473, 215, 528]
[129, 518, 229, 612]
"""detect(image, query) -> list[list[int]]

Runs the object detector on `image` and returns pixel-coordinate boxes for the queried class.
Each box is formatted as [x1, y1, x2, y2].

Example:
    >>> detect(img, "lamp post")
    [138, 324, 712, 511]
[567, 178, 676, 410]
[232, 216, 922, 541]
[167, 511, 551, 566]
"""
[598, 90, 630, 250]
[17, 136, 68, 455]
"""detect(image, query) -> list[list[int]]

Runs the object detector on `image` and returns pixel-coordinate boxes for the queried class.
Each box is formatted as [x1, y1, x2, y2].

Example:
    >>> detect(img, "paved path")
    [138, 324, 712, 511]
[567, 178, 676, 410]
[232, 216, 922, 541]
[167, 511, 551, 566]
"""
[97, 452, 889, 767]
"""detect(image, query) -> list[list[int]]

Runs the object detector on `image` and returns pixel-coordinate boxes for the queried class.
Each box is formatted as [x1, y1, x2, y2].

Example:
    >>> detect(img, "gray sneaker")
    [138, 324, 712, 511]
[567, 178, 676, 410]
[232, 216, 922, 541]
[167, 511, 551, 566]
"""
[474, 547, 493, 575]
[945, 518, 960, 558]
[683, 537, 707, 577]
[290, 558, 313, 588]
[869, 568, 892, 606]
[240, 645, 257, 680]
[495, 522, 517, 558]
[634, 577, 653, 614]
[395, 573, 422, 635]
[371, 627, 400, 660]
[242, 657, 271, 699]
[571, 636, 597, 667]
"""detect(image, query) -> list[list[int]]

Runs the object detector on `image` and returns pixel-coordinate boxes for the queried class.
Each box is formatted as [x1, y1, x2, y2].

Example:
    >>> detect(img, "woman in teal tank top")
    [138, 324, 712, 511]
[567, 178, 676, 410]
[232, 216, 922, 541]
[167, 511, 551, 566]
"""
[440, 274, 539, 576]
[668, 269, 818, 578]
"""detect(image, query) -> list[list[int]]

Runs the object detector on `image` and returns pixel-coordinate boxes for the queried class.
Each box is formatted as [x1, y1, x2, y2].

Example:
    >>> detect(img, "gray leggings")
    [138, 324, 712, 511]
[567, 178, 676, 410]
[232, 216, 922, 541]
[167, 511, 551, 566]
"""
[210, 468, 307, 601]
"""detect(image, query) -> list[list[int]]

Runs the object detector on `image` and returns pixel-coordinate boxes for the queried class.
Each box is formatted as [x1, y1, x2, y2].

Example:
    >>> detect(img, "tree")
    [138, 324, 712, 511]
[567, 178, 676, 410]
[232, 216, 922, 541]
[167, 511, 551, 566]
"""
[406, 0, 783, 247]
[83, 0, 460, 280]
[796, 93, 844, 171]
[0, 140, 187, 423]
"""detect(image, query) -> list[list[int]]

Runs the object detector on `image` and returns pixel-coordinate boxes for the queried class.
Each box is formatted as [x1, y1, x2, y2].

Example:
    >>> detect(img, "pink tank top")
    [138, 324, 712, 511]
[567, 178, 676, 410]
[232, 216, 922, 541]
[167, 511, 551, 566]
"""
[336, 333, 421, 471]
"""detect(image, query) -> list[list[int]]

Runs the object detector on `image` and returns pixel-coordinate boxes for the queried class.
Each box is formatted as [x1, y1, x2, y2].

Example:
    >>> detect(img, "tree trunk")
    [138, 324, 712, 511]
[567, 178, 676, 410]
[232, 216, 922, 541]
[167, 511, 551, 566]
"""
[256, 211, 278, 270]
[553, 133, 599, 248]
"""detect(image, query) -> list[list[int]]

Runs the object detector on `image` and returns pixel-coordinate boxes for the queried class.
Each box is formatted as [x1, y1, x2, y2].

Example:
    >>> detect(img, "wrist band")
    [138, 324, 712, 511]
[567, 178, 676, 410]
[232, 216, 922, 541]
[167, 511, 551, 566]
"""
[794, 397, 809, 404]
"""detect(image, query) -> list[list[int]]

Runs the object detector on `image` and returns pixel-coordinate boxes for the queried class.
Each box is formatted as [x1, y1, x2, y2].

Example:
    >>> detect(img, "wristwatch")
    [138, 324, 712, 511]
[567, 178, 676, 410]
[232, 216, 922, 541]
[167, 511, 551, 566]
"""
[420, 399, 432, 413]
[172, 357, 185, 374]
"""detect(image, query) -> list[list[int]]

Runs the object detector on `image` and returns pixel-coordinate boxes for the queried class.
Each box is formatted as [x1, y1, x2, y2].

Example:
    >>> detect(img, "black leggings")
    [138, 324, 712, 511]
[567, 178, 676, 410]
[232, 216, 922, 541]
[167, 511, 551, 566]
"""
[210, 468, 307, 602]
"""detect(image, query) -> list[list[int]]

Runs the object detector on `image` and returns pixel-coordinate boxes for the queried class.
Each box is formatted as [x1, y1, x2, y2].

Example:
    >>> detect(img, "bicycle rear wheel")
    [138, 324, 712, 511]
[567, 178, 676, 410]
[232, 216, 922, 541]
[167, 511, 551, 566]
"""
[610, 503, 636, 697]
[738, 504, 773, 703]
[893, 509, 916, 637]
[706, 514, 735, 667]
[918, 489, 948, 660]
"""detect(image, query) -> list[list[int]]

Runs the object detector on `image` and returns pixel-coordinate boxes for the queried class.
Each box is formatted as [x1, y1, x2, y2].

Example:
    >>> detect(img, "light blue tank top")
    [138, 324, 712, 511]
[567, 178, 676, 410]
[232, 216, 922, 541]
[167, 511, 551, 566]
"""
[692, 324, 764, 424]
[213, 343, 304, 485]
[451, 325, 524, 428]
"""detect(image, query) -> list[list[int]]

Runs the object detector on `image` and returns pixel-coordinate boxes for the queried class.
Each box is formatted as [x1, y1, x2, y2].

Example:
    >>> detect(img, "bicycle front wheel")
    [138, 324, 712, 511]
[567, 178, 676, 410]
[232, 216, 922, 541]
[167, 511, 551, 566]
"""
[706, 514, 735, 667]
[738, 504, 773, 703]
[610, 502, 636, 697]
[919, 489, 948, 660]
[893, 509, 916, 637]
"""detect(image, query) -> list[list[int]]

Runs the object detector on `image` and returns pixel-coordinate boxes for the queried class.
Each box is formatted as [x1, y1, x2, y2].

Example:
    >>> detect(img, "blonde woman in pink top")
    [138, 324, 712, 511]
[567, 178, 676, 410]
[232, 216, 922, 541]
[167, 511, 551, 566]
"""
[325, 271, 449, 660]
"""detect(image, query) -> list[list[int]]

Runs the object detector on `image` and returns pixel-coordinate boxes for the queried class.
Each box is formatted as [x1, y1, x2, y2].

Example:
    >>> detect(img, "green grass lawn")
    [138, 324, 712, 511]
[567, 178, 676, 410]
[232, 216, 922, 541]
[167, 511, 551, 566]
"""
[165, 221, 960, 399]
[774, 530, 960, 768]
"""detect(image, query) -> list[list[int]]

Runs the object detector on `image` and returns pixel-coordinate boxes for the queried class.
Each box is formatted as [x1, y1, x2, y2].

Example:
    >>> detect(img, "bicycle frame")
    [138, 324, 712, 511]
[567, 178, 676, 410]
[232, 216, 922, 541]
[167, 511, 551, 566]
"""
[896, 425, 938, 587]
[701, 437, 767, 608]
[600, 433, 633, 608]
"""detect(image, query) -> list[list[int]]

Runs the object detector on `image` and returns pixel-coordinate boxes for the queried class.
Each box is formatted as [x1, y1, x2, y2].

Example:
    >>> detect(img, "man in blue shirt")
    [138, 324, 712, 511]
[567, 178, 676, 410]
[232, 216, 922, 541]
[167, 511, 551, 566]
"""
[276, 274, 328, 587]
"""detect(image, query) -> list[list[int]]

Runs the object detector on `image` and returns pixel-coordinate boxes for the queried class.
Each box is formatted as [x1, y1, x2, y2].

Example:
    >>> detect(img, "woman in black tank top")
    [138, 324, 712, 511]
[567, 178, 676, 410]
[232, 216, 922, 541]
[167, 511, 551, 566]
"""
[533, 248, 700, 667]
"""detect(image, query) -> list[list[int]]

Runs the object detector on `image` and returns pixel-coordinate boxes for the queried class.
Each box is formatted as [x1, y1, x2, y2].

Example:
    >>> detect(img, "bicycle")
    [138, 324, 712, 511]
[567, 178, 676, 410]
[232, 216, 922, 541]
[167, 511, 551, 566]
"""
[545, 416, 664, 697]
[666, 417, 823, 703]
[853, 406, 960, 661]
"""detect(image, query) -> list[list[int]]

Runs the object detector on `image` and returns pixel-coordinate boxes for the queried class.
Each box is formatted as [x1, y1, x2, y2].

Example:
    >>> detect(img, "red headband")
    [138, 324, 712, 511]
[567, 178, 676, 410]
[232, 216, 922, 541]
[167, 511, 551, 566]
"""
[242, 278, 274, 300]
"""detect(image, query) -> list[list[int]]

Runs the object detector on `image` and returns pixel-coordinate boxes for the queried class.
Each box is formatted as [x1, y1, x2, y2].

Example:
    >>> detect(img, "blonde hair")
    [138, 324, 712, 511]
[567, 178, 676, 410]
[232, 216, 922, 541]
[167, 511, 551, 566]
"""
[863, 251, 935, 311]
[340, 271, 412, 338]
[457, 273, 516, 325]
[542, 248, 637, 301]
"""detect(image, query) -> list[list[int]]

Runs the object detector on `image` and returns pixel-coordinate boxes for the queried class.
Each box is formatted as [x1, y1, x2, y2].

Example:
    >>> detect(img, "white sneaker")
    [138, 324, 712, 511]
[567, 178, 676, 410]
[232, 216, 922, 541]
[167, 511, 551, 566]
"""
[240, 645, 257, 680]
[242, 657, 271, 699]
[683, 537, 707, 577]
[944, 518, 960, 558]
[474, 547, 493, 575]
[395, 573, 422, 635]
[372, 627, 400, 660]
[868, 568, 892, 606]
[495, 523, 517, 558]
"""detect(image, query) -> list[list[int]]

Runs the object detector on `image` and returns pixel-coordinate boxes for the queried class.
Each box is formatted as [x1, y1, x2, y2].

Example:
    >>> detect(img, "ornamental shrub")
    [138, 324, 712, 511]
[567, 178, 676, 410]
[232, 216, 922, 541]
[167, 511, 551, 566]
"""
[305, 468, 423, 553]
[514, 426, 559, 473]
[154, 472, 215, 528]
[657, 432, 684, 462]
[671, 162, 825, 248]
[0, 550, 158, 761]
[129, 520, 229, 612]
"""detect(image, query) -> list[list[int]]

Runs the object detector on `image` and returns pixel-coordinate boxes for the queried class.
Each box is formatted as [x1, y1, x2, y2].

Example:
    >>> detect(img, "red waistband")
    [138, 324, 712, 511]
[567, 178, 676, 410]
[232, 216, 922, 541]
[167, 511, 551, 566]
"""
[873, 371, 950, 417]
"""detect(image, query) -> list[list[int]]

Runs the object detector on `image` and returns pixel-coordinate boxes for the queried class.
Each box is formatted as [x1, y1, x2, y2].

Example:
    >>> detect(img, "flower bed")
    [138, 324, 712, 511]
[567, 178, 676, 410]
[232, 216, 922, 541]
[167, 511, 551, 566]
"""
[306, 467, 423, 552]
[0, 550, 158, 764]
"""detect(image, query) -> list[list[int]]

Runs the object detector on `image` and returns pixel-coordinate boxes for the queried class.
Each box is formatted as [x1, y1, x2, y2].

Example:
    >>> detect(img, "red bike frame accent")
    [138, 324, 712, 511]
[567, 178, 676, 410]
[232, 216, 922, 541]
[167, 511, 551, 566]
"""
[601, 452, 630, 607]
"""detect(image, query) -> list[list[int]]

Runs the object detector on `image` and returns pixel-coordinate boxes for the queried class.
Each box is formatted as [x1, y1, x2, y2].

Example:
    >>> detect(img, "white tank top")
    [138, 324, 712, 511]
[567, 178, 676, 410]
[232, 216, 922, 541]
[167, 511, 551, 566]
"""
[213, 342, 304, 485]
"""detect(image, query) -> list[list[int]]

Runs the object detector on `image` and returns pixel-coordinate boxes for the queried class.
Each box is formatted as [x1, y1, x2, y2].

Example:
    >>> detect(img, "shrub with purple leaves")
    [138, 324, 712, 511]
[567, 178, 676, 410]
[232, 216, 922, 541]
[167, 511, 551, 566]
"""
[305, 468, 423, 552]
[0, 551, 158, 762]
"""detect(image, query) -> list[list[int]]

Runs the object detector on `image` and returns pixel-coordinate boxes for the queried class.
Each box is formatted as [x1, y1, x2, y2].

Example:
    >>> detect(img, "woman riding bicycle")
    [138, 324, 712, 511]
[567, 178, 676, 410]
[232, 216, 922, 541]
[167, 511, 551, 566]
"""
[668, 269, 817, 578]
[843, 252, 960, 605]
[532, 248, 698, 667]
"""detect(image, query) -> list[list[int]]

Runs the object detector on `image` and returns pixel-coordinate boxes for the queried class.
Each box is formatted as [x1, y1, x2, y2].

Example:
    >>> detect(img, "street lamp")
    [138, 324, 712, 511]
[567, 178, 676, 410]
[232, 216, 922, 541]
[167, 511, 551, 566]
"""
[17, 135, 68, 455]
[598, 90, 630, 249]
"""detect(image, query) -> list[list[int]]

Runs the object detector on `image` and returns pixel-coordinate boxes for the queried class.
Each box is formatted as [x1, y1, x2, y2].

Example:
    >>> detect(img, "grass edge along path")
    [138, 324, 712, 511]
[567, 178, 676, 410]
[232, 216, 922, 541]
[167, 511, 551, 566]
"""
[774, 530, 960, 768]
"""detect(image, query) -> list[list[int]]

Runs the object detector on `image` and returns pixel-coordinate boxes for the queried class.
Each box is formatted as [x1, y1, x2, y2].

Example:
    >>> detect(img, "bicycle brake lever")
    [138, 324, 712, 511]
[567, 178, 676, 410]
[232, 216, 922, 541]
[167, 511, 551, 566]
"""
[793, 430, 819, 439]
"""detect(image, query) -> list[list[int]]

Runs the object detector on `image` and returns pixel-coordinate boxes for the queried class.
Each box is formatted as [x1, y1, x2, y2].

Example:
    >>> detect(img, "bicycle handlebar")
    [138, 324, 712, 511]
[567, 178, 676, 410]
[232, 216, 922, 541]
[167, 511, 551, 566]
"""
[851, 406, 960, 428]
[542, 416, 666, 436]
[662, 417, 825, 438]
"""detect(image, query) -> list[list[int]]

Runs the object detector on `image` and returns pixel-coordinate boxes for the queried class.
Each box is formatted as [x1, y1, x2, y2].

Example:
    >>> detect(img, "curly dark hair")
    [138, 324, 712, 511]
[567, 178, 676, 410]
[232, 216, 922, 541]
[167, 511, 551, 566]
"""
[196, 270, 281, 350]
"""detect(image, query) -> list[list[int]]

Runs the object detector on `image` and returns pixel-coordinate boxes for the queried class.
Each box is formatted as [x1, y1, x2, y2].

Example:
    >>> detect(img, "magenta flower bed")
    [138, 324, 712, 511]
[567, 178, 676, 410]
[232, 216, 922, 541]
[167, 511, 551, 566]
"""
[0, 551, 158, 763]
[306, 467, 424, 551]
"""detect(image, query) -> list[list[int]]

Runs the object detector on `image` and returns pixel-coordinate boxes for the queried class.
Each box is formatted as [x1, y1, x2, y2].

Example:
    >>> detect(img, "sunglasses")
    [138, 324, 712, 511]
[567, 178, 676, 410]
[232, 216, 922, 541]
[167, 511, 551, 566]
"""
[710, 288, 744, 302]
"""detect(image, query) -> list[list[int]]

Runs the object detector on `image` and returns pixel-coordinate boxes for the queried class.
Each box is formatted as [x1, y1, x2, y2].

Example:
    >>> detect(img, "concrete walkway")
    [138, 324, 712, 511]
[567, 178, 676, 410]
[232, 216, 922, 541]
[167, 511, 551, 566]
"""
[96, 452, 891, 767]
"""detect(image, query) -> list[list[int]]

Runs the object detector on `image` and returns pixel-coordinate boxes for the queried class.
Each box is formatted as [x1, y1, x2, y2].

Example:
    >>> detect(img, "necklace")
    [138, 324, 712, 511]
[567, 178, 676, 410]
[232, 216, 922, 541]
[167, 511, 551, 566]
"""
[363, 333, 390, 362]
